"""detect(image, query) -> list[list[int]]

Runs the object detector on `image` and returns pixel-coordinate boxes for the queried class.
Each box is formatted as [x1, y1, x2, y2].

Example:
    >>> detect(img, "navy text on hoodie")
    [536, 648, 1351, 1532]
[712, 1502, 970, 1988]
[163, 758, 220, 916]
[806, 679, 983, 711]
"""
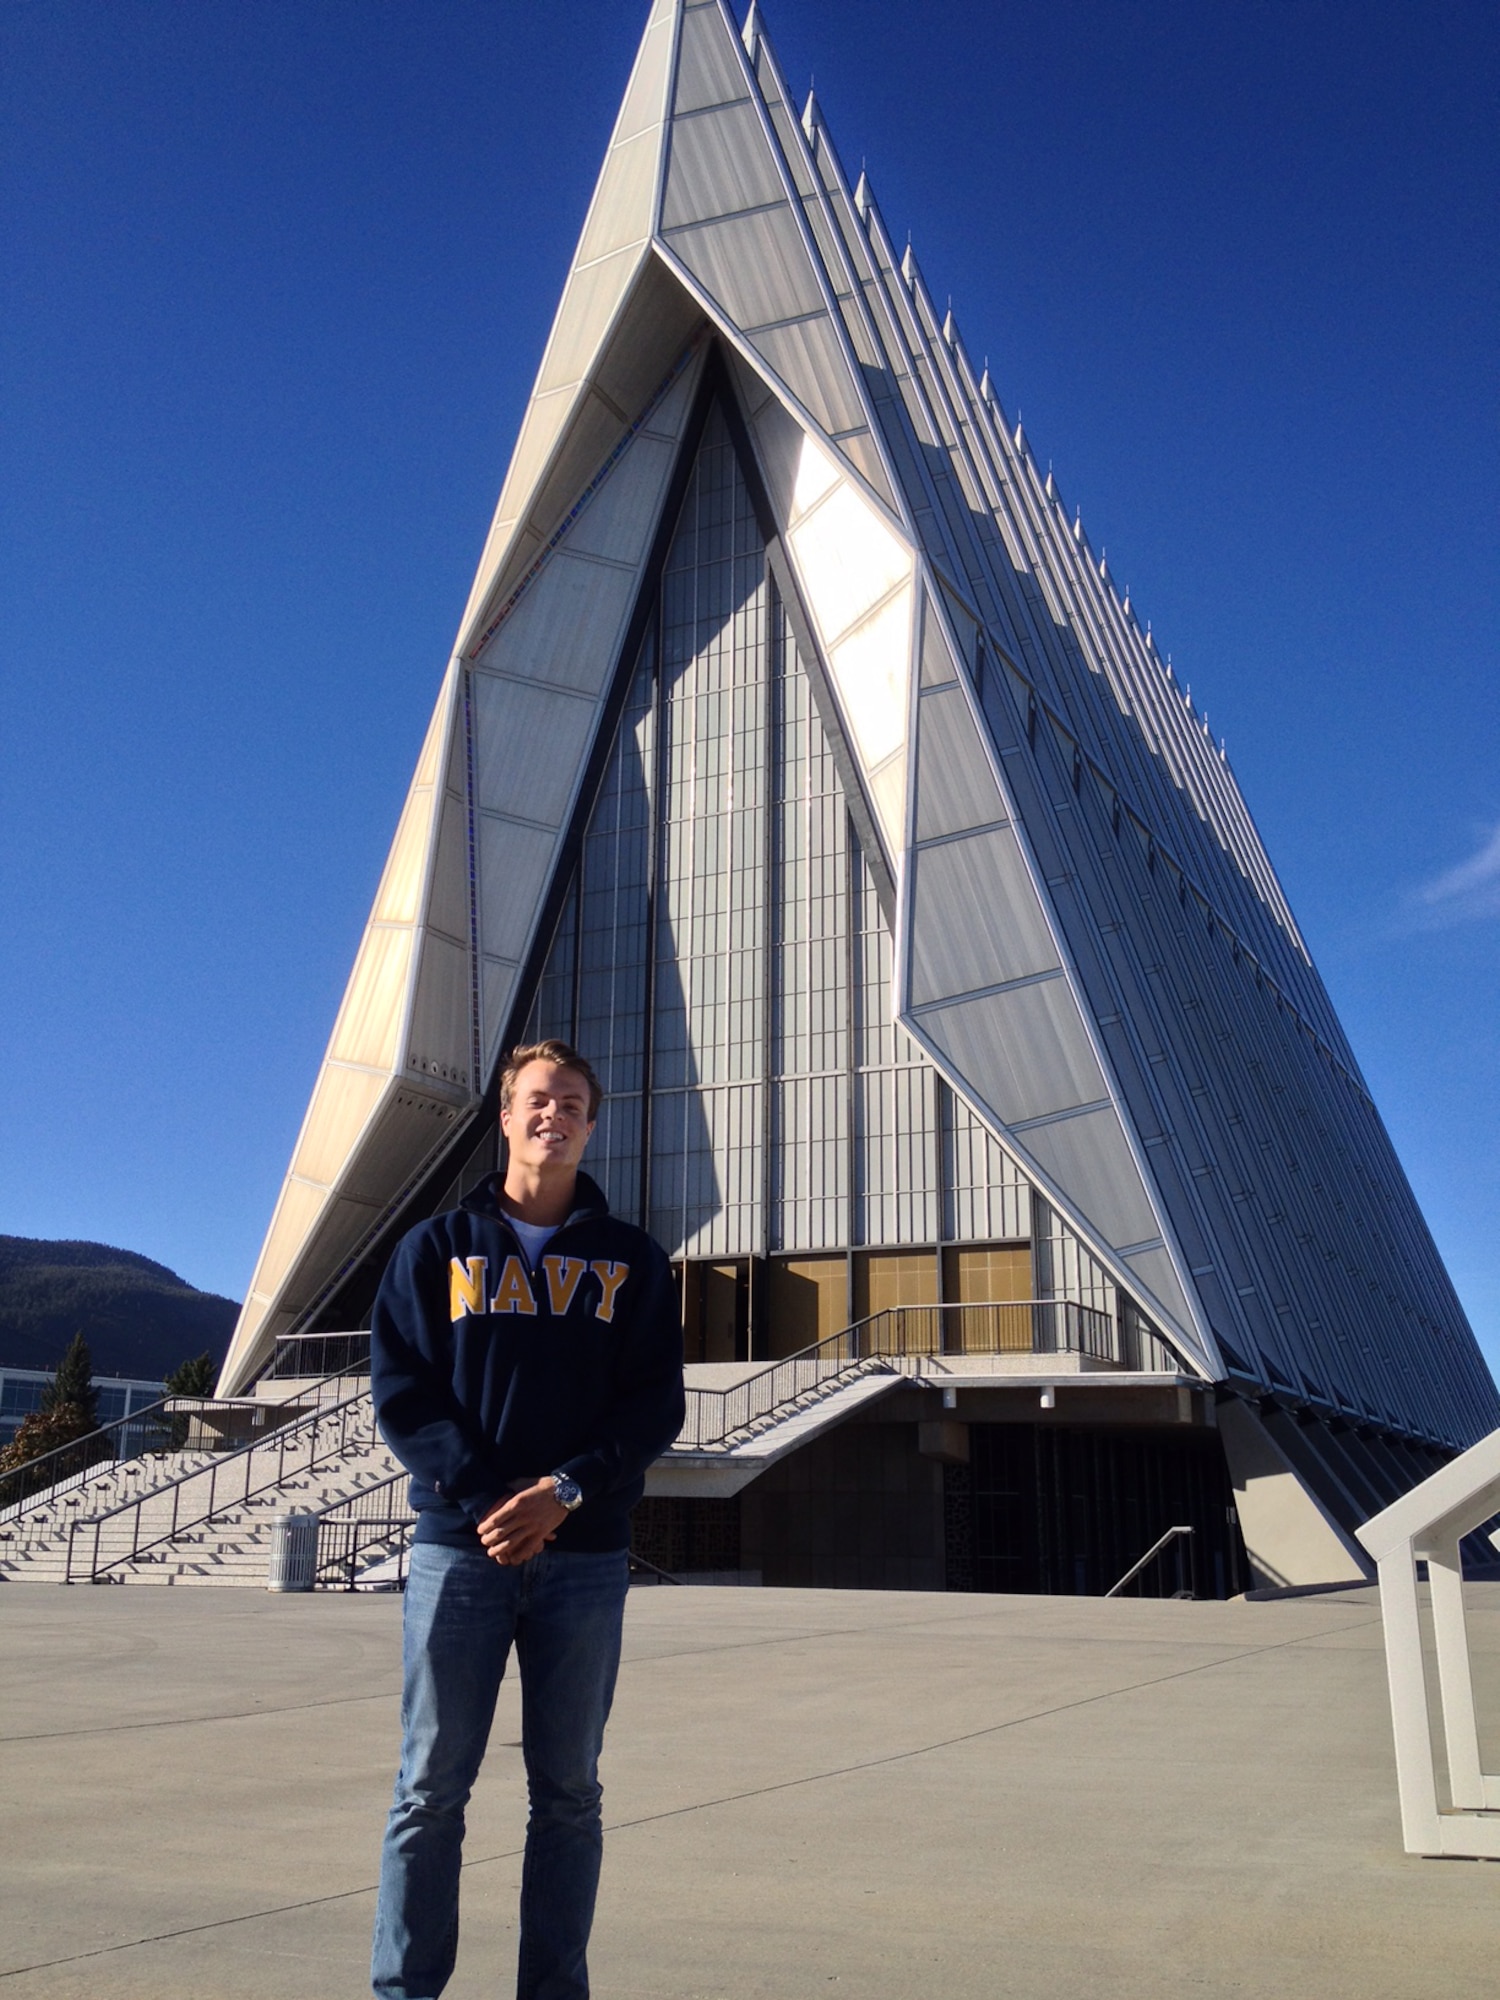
[370, 1171, 686, 1554]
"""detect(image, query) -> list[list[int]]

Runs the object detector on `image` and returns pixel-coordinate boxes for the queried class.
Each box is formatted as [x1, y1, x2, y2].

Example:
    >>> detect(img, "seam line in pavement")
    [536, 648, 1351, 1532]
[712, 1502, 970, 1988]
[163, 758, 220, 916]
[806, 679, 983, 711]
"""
[0, 1613, 1381, 1982]
[0, 1686, 406, 1745]
[0, 1599, 1377, 1744]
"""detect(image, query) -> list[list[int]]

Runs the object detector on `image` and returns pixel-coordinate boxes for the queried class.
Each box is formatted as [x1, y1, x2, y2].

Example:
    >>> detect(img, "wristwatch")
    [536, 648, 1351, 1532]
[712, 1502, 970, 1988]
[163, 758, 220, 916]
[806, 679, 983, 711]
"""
[550, 1471, 584, 1512]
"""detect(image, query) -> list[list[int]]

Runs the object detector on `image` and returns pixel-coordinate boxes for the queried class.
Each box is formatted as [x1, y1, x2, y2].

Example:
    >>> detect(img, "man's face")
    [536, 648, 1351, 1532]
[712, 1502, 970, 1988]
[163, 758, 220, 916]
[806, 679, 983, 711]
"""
[500, 1061, 596, 1177]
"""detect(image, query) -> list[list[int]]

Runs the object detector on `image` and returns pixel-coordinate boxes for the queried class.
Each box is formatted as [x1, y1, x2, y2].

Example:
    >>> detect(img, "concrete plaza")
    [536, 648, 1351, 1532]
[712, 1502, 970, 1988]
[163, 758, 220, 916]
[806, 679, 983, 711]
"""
[0, 1579, 1496, 1999]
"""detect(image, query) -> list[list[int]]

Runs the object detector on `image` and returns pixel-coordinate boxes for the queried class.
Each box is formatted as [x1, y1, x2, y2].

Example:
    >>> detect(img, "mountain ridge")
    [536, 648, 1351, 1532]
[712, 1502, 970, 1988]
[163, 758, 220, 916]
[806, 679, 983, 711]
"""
[0, 1235, 239, 1380]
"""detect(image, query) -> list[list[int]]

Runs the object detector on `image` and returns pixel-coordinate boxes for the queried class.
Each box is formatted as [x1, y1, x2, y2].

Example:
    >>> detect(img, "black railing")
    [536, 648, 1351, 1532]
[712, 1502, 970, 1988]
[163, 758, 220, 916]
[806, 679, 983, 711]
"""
[314, 1471, 413, 1590]
[0, 1397, 183, 1516]
[678, 1298, 1122, 1449]
[65, 1389, 376, 1583]
[846, 1299, 1120, 1363]
[678, 1330, 881, 1448]
[267, 1332, 372, 1380]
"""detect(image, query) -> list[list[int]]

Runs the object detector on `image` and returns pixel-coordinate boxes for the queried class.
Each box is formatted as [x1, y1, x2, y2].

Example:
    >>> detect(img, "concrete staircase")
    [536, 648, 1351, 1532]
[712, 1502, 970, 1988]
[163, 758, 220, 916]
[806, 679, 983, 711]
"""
[106, 1434, 405, 1587]
[0, 1452, 221, 1570]
[0, 1394, 403, 1587]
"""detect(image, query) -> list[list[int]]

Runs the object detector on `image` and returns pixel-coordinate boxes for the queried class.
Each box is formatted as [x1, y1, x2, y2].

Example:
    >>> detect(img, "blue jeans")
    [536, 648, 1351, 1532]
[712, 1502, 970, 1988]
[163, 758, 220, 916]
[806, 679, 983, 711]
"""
[371, 1541, 629, 2000]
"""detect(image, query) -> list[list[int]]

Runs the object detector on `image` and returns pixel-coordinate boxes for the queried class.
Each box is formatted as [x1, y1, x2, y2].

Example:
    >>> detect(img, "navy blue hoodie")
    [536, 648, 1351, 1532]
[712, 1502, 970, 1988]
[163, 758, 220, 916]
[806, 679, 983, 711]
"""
[370, 1171, 685, 1553]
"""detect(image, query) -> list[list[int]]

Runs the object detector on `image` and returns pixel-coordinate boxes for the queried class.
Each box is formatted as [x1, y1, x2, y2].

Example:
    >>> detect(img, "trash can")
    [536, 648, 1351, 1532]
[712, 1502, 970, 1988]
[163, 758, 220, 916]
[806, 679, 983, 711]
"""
[267, 1511, 319, 1592]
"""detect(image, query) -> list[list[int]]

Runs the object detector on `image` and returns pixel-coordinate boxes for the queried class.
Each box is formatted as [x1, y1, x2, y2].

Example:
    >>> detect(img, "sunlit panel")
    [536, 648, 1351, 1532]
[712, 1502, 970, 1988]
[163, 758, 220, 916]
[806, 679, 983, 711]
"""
[291, 1064, 389, 1189]
[789, 431, 841, 524]
[372, 786, 433, 927]
[249, 1179, 330, 1302]
[826, 584, 912, 770]
[328, 926, 415, 1071]
[866, 752, 907, 853]
[787, 472, 911, 645]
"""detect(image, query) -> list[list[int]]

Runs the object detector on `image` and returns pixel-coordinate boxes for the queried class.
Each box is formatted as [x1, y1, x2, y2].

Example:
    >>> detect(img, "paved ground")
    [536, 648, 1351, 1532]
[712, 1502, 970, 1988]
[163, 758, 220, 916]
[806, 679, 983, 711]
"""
[0, 1579, 1496, 1999]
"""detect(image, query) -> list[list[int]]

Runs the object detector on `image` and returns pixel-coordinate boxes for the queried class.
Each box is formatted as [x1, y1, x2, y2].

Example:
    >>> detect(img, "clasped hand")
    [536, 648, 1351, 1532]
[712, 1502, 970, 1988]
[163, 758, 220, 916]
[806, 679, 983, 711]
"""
[476, 1477, 568, 1566]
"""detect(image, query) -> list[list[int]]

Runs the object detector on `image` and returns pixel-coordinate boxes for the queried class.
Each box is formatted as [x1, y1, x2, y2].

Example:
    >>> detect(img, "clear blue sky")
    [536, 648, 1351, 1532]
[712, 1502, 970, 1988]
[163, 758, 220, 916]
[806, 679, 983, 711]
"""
[3, 2, 1496, 1380]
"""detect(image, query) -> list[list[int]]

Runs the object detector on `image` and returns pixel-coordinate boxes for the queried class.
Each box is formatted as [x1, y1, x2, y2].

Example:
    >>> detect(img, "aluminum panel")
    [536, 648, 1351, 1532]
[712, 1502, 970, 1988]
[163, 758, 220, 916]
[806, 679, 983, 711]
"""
[336, 1089, 464, 1210]
[788, 428, 842, 524]
[274, 1191, 387, 1316]
[915, 685, 1005, 841]
[1019, 1106, 1162, 1254]
[838, 428, 898, 509]
[406, 934, 473, 1086]
[920, 603, 959, 688]
[288, 1064, 388, 1193]
[662, 101, 786, 228]
[1120, 1247, 1200, 1357]
[425, 789, 471, 948]
[919, 976, 1106, 1126]
[515, 388, 653, 563]
[826, 587, 912, 772]
[639, 348, 702, 441]
[649, 1081, 764, 1259]
[480, 553, 639, 694]
[536, 245, 643, 395]
[788, 476, 912, 645]
[750, 316, 869, 440]
[666, 204, 824, 330]
[563, 433, 678, 565]
[576, 129, 658, 268]
[372, 783, 432, 927]
[614, 5, 675, 144]
[247, 1178, 330, 1309]
[412, 693, 444, 788]
[472, 677, 598, 830]
[866, 751, 906, 860]
[672, 0, 750, 115]
[476, 808, 558, 964]
[907, 828, 1059, 1005]
[481, 957, 520, 1068]
[746, 389, 810, 524]
[592, 256, 708, 424]
[855, 1063, 940, 1245]
[328, 926, 414, 1071]
[443, 686, 467, 791]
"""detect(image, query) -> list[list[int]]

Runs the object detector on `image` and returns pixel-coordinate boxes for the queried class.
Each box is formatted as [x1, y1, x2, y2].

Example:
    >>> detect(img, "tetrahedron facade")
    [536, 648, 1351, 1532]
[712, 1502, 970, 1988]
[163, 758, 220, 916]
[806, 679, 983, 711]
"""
[220, 0, 1498, 1592]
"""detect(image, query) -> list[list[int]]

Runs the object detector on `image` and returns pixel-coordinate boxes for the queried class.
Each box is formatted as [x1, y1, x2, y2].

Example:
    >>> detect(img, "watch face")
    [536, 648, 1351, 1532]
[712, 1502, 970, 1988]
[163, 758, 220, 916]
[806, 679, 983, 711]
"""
[553, 1474, 582, 1511]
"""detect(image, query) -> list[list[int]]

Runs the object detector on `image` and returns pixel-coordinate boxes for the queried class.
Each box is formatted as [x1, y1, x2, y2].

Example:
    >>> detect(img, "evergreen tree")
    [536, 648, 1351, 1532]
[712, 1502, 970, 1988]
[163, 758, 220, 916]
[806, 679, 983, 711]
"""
[162, 1350, 217, 1448]
[40, 1330, 100, 1431]
[163, 1351, 216, 1398]
[0, 1402, 107, 1507]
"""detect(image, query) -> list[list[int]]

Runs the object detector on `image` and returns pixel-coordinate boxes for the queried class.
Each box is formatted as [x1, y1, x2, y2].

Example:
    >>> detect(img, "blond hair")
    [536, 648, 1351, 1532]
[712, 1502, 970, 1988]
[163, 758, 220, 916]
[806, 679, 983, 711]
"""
[499, 1040, 602, 1120]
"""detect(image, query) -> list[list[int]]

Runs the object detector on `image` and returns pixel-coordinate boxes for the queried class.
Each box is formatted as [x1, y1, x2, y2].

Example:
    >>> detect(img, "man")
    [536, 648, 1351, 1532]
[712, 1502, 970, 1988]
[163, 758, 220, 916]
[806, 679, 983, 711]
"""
[369, 1039, 685, 2000]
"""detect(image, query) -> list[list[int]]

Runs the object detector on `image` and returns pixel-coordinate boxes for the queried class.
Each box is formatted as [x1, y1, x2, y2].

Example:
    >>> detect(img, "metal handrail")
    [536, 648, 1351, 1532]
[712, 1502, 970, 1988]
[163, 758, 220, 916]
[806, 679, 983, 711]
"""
[314, 1469, 414, 1589]
[64, 1387, 377, 1583]
[0, 1396, 180, 1519]
[1, 1360, 368, 1526]
[628, 1551, 685, 1585]
[678, 1298, 1120, 1449]
[1105, 1525, 1194, 1599]
[267, 1331, 372, 1380]
[678, 1333, 886, 1449]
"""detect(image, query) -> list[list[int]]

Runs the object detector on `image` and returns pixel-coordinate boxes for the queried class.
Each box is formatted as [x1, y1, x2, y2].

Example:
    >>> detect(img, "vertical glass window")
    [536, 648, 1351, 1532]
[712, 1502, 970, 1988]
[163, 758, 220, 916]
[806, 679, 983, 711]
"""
[517, 402, 1170, 1338]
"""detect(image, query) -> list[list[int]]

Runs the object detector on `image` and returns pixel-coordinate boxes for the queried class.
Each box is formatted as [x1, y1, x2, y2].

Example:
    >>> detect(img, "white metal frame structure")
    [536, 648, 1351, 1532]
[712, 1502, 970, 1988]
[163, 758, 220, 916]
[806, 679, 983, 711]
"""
[1356, 1429, 1500, 1858]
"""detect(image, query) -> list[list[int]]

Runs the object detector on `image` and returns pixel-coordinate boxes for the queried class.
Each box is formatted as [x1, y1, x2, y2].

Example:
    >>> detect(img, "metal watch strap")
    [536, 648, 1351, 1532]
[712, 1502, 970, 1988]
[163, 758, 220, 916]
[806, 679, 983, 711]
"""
[550, 1472, 584, 1512]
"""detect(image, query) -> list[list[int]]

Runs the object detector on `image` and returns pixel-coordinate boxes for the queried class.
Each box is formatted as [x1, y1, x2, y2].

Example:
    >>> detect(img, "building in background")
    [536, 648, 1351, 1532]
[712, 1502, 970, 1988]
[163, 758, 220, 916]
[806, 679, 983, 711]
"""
[0, 1367, 164, 1450]
[217, 0, 1498, 1595]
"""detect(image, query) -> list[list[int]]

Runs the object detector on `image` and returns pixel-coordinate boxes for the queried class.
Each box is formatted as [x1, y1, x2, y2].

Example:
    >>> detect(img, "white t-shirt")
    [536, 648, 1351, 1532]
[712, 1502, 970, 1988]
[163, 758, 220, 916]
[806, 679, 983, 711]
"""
[508, 1215, 559, 1269]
